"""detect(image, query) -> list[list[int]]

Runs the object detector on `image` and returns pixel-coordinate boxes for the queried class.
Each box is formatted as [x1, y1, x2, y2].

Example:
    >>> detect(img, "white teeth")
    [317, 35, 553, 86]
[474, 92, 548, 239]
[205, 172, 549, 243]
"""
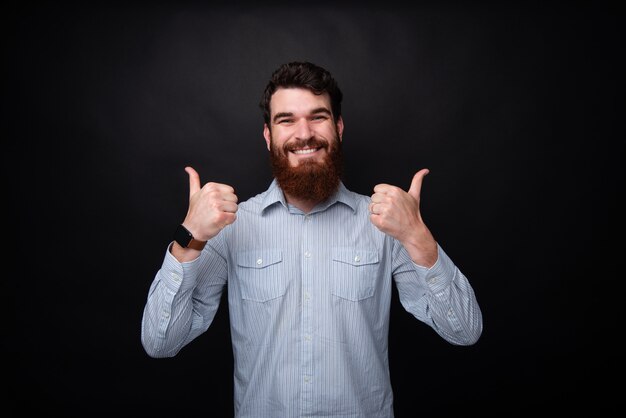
[292, 148, 317, 154]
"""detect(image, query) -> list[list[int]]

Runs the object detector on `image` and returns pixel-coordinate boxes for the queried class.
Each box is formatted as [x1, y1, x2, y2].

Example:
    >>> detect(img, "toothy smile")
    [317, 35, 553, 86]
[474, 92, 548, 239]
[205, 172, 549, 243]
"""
[291, 147, 320, 155]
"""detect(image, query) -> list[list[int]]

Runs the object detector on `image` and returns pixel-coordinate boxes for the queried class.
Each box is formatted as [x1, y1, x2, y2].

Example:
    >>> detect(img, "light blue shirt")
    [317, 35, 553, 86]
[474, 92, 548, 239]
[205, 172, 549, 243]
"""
[141, 180, 482, 418]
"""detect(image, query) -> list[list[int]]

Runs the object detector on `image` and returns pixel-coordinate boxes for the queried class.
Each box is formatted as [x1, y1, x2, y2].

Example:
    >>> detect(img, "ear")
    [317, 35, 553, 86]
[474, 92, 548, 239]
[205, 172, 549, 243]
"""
[263, 123, 271, 151]
[336, 116, 344, 141]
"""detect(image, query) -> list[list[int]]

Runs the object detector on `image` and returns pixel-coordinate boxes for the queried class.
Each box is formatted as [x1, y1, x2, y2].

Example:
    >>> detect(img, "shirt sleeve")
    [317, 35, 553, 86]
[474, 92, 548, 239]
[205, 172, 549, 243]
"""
[141, 237, 228, 357]
[392, 241, 483, 345]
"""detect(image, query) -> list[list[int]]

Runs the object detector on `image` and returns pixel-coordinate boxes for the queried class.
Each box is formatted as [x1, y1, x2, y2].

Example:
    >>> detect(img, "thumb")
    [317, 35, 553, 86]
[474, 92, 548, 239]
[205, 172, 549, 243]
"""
[185, 166, 201, 199]
[408, 168, 430, 200]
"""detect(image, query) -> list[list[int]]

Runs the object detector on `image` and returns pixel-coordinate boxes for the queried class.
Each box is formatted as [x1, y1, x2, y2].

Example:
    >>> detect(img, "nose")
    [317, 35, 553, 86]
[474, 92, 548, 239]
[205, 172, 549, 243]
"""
[295, 120, 313, 141]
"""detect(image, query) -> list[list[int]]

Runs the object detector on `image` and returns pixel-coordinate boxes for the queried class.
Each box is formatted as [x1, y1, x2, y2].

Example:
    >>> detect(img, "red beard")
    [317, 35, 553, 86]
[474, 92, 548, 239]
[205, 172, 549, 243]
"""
[269, 135, 343, 203]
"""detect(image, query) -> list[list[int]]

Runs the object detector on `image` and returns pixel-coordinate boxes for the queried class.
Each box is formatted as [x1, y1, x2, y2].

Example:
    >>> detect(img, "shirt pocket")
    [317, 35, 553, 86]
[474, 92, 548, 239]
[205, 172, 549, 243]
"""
[331, 247, 379, 301]
[235, 249, 286, 302]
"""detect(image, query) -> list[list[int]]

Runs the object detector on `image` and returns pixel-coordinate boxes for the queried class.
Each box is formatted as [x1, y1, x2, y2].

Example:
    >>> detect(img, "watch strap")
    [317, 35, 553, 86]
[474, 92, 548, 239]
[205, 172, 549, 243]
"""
[174, 224, 207, 251]
[186, 237, 207, 251]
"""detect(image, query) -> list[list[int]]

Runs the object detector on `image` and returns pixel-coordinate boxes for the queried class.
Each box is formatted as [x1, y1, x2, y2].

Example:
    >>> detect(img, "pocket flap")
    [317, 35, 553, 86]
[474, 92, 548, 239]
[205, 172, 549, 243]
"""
[236, 249, 282, 269]
[332, 248, 379, 266]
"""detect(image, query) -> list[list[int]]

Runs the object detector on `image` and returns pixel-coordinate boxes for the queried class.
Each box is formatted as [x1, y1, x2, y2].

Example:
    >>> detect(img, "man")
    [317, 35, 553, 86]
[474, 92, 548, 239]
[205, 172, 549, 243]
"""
[141, 61, 483, 417]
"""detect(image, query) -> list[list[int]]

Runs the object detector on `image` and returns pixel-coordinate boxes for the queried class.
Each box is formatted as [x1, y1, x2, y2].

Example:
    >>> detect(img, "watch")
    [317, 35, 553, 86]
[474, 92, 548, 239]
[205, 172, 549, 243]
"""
[173, 224, 207, 251]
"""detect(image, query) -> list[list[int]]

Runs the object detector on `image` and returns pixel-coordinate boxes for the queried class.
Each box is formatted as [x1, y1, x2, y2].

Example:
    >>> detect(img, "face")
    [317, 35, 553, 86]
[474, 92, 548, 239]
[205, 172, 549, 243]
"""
[263, 87, 345, 202]
[264, 88, 343, 165]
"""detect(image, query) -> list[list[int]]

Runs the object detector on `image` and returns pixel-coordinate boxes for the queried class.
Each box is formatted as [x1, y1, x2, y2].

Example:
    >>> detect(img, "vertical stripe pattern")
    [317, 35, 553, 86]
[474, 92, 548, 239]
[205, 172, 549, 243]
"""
[141, 180, 483, 418]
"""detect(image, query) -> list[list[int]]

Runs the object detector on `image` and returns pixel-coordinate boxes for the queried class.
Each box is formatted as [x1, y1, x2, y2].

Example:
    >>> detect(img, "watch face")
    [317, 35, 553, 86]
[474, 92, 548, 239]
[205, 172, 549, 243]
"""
[174, 224, 193, 248]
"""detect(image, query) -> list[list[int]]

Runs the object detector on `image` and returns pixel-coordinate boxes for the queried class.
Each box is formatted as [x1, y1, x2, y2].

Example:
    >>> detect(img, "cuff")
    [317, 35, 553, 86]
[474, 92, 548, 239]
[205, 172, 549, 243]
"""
[412, 244, 456, 294]
[160, 242, 203, 293]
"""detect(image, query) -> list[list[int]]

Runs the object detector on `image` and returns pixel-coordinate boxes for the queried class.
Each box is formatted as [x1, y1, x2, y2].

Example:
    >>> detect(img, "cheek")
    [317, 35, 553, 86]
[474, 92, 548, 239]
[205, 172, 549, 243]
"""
[322, 126, 339, 141]
[271, 131, 290, 148]
[269, 139, 287, 158]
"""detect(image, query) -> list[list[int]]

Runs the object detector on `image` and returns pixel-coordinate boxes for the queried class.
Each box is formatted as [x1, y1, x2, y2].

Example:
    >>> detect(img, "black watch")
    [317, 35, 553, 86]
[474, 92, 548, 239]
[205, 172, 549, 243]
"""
[173, 224, 207, 251]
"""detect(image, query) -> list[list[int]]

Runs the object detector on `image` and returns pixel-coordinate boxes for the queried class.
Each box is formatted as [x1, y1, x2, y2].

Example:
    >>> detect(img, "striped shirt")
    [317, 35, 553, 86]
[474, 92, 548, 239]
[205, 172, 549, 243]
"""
[141, 179, 483, 418]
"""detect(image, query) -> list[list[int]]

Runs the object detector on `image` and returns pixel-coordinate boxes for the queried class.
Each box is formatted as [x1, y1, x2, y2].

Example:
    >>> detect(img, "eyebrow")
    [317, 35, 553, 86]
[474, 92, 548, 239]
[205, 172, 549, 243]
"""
[272, 107, 332, 123]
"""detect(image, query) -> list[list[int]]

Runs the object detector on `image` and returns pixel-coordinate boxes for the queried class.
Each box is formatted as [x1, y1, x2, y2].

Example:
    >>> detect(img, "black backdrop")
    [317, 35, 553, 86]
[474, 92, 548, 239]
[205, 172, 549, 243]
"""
[5, 1, 623, 416]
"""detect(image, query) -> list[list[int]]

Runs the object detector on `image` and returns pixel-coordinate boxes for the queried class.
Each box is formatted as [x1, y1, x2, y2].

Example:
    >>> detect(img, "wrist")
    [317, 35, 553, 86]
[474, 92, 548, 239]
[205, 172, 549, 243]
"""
[173, 224, 207, 251]
[401, 229, 438, 268]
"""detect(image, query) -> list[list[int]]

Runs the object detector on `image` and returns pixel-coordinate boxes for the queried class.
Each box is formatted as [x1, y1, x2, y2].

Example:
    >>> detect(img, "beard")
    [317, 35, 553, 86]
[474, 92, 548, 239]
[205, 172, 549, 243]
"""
[269, 133, 343, 204]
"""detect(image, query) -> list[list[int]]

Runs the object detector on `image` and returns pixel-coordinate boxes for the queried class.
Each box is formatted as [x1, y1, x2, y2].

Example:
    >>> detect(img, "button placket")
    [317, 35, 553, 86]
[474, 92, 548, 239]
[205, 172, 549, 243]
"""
[300, 212, 314, 405]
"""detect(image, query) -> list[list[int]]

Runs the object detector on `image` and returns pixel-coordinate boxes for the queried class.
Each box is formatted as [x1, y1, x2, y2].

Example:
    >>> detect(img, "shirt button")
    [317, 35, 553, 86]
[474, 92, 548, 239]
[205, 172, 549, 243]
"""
[304, 376, 310, 383]
[163, 311, 170, 318]
[256, 258, 263, 265]
[304, 251, 311, 258]
[171, 273, 181, 282]
[304, 291, 310, 300]
[354, 255, 361, 263]
[304, 334, 311, 341]
[428, 277, 438, 284]
[447, 309, 453, 317]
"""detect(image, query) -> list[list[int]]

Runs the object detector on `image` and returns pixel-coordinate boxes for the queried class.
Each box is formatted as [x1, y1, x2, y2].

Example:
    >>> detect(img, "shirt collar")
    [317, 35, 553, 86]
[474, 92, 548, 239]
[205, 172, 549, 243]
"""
[261, 179, 357, 215]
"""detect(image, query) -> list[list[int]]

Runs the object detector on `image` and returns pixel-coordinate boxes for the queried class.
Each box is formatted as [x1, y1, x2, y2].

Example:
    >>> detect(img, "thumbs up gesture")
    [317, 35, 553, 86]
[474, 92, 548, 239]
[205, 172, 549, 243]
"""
[181, 166, 238, 242]
[369, 169, 438, 267]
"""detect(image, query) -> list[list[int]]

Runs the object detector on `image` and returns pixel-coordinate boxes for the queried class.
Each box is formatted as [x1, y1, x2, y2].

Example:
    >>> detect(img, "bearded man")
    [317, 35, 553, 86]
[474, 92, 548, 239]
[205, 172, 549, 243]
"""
[141, 61, 483, 418]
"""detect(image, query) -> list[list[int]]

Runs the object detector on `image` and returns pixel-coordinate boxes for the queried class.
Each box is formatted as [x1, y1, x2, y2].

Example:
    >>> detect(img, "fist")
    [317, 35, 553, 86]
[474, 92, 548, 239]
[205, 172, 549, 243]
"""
[182, 166, 238, 242]
[369, 169, 438, 268]
[369, 169, 429, 241]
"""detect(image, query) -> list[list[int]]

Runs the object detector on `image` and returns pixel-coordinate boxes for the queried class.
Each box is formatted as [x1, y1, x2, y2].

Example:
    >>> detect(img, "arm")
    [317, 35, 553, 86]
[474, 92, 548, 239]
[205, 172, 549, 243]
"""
[141, 166, 238, 357]
[370, 169, 482, 345]
[392, 241, 482, 345]
[141, 240, 227, 357]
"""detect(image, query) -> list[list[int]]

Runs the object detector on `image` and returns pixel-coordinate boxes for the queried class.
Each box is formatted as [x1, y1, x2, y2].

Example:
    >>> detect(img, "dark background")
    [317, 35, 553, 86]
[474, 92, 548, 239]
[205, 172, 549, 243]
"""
[4, 1, 623, 416]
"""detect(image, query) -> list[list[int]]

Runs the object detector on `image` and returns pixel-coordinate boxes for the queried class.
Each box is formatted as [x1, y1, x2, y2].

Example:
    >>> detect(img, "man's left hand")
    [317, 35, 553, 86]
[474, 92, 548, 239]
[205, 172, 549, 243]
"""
[369, 169, 438, 268]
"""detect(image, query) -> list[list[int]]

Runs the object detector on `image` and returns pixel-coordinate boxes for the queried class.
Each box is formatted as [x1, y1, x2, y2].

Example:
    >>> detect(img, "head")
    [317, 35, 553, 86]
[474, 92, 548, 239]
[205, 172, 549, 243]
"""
[260, 61, 343, 125]
[260, 61, 345, 203]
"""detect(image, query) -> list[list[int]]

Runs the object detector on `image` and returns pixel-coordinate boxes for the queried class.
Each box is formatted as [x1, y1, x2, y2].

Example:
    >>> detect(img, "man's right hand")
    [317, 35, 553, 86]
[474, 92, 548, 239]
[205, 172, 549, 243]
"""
[176, 166, 238, 253]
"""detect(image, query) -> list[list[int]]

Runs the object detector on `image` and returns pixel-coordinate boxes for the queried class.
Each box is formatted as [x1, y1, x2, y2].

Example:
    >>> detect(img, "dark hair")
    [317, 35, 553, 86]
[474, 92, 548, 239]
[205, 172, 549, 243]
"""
[260, 61, 343, 125]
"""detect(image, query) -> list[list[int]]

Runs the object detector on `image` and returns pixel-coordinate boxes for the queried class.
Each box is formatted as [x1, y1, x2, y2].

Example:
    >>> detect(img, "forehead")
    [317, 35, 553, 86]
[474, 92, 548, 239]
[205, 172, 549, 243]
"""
[270, 87, 331, 116]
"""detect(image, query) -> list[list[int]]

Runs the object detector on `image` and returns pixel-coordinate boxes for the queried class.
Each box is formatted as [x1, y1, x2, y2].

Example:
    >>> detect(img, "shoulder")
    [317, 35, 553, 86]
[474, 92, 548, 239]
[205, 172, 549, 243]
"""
[236, 181, 279, 215]
[339, 184, 372, 214]
[237, 192, 266, 214]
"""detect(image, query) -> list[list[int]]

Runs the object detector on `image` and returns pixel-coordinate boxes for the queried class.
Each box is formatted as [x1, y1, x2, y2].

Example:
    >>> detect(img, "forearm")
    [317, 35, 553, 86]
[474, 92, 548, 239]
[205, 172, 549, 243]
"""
[395, 244, 483, 345]
[422, 264, 482, 345]
[399, 223, 438, 269]
[141, 245, 226, 357]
